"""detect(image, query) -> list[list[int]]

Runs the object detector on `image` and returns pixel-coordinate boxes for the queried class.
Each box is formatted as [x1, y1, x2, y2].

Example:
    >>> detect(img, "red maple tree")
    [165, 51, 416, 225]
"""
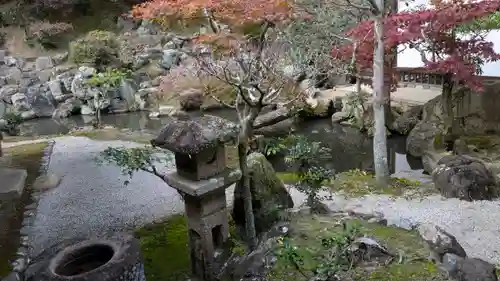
[131, 0, 296, 30]
[332, 0, 500, 91]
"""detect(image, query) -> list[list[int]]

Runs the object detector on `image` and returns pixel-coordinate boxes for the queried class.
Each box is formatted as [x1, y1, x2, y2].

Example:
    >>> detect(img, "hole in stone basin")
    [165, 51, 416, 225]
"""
[54, 244, 115, 276]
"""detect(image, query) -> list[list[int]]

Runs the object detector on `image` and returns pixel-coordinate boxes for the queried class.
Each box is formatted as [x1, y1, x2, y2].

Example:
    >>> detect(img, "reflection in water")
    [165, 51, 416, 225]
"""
[290, 119, 425, 180]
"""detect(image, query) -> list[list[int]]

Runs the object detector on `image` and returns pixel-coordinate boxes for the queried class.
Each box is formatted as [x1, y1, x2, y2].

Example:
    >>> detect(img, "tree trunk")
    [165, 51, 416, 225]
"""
[239, 117, 258, 250]
[442, 73, 455, 146]
[383, 0, 398, 128]
[96, 108, 101, 128]
[372, 1, 390, 186]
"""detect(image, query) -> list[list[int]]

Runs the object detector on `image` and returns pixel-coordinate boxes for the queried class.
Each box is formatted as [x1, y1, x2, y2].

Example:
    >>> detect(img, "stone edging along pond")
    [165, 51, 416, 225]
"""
[7, 140, 55, 280]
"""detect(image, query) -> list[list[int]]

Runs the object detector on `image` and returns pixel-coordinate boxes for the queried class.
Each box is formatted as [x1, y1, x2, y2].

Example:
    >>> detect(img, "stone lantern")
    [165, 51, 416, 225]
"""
[151, 89, 241, 281]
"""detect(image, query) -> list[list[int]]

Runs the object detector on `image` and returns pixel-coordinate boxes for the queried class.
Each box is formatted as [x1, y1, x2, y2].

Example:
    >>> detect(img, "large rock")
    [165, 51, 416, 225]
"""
[418, 223, 467, 263]
[406, 120, 443, 157]
[254, 118, 295, 137]
[406, 83, 500, 158]
[443, 254, 498, 281]
[11, 93, 32, 112]
[432, 155, 498, 201]
[48, 80, 66, 101]
[25, 84, 56, 117]
[71, 71, 99, 100]
[118, 80, 139, 110]
[253, 107, 292, 130]
[52, 98, 82, 119]
[232, 152, 294, 234]
[0, 85, 19, 103]
[160, 49, 181, 70]
[392, 104, 423, 135]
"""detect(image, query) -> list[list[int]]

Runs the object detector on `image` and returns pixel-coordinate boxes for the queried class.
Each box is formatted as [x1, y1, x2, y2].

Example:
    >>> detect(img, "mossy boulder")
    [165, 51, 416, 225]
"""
[69, 30, 121, 68]
[232, 152, 294, 234]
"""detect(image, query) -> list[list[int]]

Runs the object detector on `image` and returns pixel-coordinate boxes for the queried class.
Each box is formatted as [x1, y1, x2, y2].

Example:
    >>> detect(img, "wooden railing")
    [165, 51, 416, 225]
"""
[346, 67, 500, 89]
[397, 67, 444, 88]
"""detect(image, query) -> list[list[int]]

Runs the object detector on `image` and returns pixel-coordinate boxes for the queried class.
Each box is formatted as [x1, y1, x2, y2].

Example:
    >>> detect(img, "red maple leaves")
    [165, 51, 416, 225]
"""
[132, 0, 295, 27]
[332, 0, 500, 91]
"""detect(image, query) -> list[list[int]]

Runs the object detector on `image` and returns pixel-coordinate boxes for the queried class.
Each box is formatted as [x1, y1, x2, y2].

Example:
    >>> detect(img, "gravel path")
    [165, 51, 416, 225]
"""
[315, 193, 500, 266]
[28, 136, 236, 256]
[24, 136, 500, 266]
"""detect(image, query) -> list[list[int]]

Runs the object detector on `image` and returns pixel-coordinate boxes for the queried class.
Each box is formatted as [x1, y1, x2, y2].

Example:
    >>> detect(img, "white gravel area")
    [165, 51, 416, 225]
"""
[315, 193, 500, 266]
[24, 136, 500, 266]
[28, 136, 234, 256]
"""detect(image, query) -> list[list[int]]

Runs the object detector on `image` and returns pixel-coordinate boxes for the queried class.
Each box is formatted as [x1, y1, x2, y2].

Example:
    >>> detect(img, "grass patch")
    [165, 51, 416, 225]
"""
[135, 215, 191, 281]
[70, 128, 154, 144]
[332, 169, 426, 197]
[277, 169, 436, 198]
[4, 142, 48, 174]
[3, 128, 154, 144]
[276, 172, 301, 184]
[0, 142, 47, 277]
[270, 215, 447, 281]
[135, 213, 245, 281]
[2, 134, 63, 143]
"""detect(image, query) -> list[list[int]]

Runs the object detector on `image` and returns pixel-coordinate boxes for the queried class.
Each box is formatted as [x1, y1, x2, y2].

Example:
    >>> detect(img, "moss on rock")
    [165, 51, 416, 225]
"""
[233, 152, 293, 234]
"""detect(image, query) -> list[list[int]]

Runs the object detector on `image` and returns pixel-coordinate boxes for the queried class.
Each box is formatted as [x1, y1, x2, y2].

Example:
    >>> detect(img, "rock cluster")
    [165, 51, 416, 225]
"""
[0, 19, 193, 124]
[418, 223, 498, 281]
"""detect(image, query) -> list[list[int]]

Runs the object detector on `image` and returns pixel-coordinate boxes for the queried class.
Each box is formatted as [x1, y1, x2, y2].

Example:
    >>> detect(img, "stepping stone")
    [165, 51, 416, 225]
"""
[0, 167, 27, 200]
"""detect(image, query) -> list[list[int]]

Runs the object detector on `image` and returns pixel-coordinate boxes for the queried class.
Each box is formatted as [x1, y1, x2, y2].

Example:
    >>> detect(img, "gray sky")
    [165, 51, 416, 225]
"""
[397, 0, 500, 76]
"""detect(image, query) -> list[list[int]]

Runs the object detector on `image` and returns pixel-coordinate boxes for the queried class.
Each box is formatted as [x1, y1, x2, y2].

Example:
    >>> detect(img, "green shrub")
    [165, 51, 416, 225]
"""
[69, 30, 120, 67]
[26, 21, 73, 49]
[1, 112, 23, 136]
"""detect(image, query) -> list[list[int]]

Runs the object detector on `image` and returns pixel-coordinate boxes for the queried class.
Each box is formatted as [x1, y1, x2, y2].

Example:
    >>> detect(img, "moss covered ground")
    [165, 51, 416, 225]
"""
[270, 215, 448, 281]
[134, 215, 191, 281]
[135, 213, 452, 281]
[70, 128, 154, 144]
[277, 169, 436, 198]
[0, 142, 47, 277]
[2, 128, 153, 144]
[134, 214, 245, 281]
